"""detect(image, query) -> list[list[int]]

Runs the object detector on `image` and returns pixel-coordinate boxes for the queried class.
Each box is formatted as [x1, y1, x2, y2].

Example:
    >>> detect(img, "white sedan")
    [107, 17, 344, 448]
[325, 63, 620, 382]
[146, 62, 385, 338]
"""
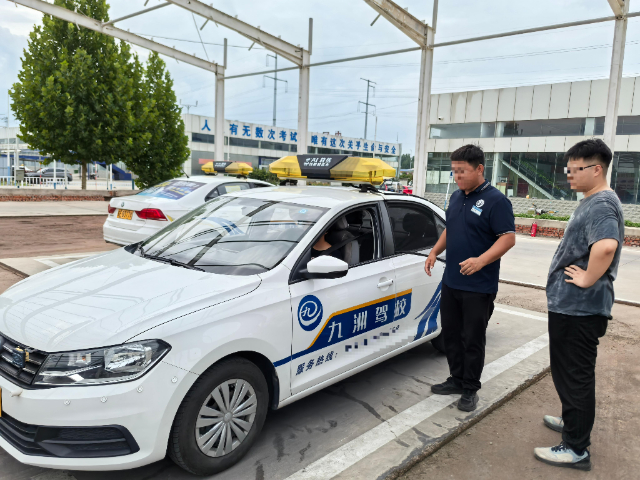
[103, 176, 273, 245]
[0, 185, 445, 475]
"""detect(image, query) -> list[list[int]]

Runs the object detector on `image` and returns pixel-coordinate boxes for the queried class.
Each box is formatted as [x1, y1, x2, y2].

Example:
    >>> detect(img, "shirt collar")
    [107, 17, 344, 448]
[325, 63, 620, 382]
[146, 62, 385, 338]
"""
[467, 180, 490, 195]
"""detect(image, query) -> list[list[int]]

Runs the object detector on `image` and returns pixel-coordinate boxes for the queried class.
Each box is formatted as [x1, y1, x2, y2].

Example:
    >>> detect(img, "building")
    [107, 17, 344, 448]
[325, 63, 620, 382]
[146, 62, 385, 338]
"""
[0, 127, 44, 175]
[426, 76, 640, 205]
[184, 114, 401, 177]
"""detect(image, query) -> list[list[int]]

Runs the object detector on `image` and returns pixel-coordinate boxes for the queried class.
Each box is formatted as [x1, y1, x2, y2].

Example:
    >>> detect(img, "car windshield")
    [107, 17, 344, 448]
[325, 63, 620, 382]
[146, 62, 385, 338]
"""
[137, 196, 327, 275]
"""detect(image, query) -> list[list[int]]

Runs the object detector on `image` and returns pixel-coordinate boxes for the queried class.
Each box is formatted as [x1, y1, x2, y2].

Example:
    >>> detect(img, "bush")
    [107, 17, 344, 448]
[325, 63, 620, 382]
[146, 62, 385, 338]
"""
[248, 168, 279, 185]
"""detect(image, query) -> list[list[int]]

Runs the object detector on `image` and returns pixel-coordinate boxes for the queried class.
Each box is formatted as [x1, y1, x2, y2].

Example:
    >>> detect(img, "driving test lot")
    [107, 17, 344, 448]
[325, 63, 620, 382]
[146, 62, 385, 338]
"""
[0, 249, 550, 480]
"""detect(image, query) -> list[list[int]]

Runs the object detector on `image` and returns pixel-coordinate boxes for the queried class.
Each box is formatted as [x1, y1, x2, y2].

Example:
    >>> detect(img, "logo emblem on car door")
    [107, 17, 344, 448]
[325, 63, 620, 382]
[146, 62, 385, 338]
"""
[298, 295, 324, 331]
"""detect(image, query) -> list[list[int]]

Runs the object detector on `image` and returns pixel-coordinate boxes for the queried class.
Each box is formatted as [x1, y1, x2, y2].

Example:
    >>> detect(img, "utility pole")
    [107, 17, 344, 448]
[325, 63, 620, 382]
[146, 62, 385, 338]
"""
[360, 78, 376, 139]
[180, 99, 198, 114]
[264, 54, 288, 127]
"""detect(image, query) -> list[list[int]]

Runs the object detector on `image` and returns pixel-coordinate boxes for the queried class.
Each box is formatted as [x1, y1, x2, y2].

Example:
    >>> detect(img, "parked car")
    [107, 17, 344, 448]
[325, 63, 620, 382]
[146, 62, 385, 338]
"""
[0, 183, 445, 475]
[26, 167, 73, 183]
[103, 176, 273, 245]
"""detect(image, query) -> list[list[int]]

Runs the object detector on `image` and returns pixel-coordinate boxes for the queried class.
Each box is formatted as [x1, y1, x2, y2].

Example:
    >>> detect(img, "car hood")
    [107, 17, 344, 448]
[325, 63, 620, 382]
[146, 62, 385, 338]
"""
[0, 249, 261, 352]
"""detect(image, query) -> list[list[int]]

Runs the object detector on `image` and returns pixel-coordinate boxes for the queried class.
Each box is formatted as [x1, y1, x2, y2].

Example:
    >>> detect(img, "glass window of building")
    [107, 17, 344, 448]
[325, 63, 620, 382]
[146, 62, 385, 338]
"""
[229, 137, 260, 148]
[192, 133, 215, 144]
[498, 119, 585, 137]
[430, 123, 481, 139]
[612, 152, 640, 204]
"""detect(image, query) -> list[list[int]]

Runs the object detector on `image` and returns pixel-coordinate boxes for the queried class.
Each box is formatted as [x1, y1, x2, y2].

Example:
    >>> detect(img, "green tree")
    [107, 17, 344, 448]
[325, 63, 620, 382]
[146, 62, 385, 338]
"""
[400, 153, 414, 169]
[10, 0, 135, 189]
[126, 52, 189, 189]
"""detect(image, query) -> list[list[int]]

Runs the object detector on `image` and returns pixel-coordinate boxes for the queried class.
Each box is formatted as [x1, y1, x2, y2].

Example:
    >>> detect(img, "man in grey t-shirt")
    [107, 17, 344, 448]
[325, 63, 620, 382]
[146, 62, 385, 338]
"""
[534, 139, 624, 472]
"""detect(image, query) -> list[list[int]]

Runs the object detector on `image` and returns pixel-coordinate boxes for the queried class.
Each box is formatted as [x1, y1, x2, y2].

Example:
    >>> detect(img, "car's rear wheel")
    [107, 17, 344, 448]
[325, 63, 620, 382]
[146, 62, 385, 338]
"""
[168, 357, 269, 476]
[431, 333, 446, 354]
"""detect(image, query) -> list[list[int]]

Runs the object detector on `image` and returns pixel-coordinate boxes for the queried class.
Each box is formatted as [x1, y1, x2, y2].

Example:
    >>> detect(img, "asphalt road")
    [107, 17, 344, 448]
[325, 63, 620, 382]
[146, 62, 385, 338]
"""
[501, 234, 640, 303]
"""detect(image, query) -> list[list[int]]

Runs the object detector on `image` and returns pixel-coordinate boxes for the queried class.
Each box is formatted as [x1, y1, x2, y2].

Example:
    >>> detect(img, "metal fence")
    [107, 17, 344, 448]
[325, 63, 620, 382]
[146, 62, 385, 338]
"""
[0, 176, 136, 190]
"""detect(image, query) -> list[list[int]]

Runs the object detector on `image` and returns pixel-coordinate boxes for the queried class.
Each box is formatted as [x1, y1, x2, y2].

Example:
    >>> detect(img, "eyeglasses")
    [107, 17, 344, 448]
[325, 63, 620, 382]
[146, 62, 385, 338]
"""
[564, 165, 598, 174]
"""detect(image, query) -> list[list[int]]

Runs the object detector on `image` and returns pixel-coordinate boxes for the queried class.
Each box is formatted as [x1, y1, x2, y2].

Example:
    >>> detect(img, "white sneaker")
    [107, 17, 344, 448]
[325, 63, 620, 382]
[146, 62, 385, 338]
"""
[534, 442, 591, 470]
[543, 415, 564, 432]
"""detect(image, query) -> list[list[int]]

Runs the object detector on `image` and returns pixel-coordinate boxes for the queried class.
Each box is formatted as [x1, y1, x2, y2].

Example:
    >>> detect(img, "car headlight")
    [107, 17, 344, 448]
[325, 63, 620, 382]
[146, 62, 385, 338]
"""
[34, 340, 171, 386]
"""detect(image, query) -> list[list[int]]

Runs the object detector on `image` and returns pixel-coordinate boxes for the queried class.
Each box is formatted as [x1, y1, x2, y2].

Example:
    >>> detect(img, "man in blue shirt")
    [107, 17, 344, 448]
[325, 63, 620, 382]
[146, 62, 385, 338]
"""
[425, 144, 516, 411]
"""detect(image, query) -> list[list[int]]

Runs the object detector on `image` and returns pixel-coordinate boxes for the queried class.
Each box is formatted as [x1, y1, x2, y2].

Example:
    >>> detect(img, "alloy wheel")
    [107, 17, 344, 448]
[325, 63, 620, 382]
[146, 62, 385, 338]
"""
[195, 379, 257, 457]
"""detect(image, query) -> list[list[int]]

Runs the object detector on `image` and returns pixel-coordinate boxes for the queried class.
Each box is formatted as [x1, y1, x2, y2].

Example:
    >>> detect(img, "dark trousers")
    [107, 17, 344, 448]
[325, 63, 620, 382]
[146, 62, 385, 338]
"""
[440, 283, 496, 391]
[548, 311, 608, 453]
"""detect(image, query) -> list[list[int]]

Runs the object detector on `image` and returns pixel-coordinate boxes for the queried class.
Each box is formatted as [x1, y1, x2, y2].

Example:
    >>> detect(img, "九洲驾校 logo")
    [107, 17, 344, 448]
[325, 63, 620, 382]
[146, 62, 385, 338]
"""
[298, 295, 323, 331]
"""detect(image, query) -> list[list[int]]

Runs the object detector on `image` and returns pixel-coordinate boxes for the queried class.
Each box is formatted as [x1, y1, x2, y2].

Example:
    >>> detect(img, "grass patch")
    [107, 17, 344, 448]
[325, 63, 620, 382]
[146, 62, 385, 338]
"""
[514, 213, 571, 221]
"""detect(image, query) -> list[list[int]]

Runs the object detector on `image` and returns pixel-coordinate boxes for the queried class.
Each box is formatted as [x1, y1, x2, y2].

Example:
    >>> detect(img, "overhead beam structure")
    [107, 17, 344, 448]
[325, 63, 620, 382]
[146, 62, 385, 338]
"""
[165, 0, 312, 155]
[364, 0, 434, 198]
[225, 11, 640, 80]
[103, 2, 170, 26]
[604, 0, 630, 185]
[11, 0, 222, 74]
[608, 0, 626, 16]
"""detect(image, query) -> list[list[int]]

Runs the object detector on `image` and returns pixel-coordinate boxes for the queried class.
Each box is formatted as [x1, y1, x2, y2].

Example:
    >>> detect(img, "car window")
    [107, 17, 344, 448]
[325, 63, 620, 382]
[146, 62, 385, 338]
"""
[218, 183, 250, 195]
[290, 206, 381, 283]
[249, 182, 271, 189]
[386, 202, 441, 253]
[205, 183, 251, 202]
[138, 197, 328, 276]
[137, 180, 206, 200]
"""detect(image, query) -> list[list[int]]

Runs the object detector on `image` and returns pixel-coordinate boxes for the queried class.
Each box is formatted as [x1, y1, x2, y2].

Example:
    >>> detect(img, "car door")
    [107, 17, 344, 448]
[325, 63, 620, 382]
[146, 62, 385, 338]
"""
[288, 203, 399, 395]
[385, 200, 446, 345]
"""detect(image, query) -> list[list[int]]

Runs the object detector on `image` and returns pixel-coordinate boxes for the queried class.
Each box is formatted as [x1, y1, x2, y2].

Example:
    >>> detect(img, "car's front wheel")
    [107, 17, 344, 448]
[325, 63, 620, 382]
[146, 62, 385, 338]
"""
[168, 357, 269, 476]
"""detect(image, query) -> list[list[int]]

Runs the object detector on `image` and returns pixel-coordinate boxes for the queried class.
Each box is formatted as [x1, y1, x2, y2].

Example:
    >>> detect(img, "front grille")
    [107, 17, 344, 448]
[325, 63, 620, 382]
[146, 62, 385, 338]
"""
[0, 413, 139, 458]
[0, 332, 48, 387]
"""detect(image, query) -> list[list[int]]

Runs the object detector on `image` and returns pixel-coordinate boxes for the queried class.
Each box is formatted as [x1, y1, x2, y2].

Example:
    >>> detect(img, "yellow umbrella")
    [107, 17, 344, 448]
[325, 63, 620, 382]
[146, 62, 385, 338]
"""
[269, 155, 395, 185]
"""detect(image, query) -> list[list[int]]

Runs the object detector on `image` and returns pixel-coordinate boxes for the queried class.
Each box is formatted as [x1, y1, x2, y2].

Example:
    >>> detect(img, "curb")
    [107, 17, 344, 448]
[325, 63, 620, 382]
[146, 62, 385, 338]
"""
[498, 278, 640, 308]
[382, 367, 551, 480]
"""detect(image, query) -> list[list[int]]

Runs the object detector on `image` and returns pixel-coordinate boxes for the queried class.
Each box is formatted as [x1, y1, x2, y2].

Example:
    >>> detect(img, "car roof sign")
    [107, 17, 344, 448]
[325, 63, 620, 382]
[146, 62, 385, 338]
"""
[269, 154, 396, 185]
[201, 161, 253, 176]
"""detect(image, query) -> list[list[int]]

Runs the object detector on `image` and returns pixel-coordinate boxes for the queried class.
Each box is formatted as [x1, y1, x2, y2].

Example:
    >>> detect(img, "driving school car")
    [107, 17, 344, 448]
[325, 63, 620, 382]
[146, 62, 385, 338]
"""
[0, 155, 445, 476]
[103, 172, 272, 246]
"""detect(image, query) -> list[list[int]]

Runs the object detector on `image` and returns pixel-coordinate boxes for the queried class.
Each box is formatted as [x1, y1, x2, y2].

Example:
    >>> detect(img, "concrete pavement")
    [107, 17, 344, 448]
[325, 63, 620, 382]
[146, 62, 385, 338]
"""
[0, 201, 108, 217]
[501, 234, 640, 304]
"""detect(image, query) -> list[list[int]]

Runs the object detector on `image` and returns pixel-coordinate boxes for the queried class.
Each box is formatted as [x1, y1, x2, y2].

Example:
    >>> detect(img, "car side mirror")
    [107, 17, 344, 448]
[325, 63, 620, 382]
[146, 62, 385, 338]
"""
[302, 256, 349, 279]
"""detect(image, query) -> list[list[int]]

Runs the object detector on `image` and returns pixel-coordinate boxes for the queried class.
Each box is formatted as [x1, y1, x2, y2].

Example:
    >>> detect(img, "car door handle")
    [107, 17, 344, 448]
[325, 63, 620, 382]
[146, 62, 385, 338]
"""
[377, 279, 394, 288]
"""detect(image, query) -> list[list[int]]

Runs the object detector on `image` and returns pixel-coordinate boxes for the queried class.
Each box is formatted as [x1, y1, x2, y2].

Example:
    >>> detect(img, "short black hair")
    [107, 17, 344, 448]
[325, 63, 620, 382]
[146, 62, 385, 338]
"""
[450, 144, 485, 169]
[564, 139, 612, 170]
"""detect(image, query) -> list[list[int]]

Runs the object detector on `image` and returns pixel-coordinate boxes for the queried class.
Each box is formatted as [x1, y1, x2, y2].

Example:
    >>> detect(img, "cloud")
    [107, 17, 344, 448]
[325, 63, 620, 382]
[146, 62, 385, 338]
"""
[1, 0, 638, 151]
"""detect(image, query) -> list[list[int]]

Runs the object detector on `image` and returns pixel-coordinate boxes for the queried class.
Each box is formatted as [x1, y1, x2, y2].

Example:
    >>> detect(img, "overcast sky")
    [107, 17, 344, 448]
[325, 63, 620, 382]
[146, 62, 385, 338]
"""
[2, 0, 639, 153]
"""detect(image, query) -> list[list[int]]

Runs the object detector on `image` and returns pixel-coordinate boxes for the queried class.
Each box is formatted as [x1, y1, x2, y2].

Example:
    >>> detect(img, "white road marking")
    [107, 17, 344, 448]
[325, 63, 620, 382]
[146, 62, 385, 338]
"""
[494, 307, 547, 322]
[285, 333, 549, 480]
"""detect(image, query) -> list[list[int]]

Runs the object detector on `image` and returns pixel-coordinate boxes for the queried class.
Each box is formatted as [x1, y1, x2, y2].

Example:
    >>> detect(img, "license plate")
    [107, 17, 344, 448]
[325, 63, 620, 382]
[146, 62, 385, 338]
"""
[117, 209, 134, 220]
